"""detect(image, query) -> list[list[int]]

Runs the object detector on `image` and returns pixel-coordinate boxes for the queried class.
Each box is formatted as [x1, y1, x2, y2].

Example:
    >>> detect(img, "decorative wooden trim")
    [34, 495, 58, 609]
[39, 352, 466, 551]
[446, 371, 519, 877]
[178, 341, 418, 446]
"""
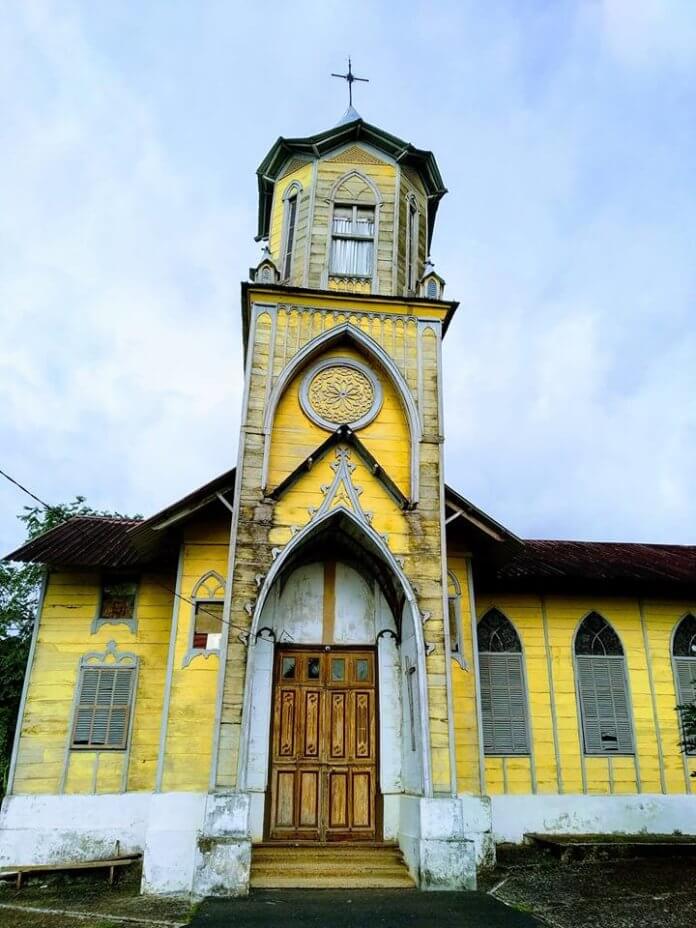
[6, 569, 47, 795]
[180, 570, 226, 668]
[261, 322, 422, 503]
[540, 595, 564, 794]
[466, 557, 487, 795]
[155, 546, 184, 792]
[639, 599, 667, 794]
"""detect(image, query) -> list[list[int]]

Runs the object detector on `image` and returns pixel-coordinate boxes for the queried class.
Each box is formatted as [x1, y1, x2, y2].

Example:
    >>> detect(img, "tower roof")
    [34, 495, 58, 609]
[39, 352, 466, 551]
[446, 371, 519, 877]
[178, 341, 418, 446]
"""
[335, 105, 362, 126]
[255, 117, 447, 248]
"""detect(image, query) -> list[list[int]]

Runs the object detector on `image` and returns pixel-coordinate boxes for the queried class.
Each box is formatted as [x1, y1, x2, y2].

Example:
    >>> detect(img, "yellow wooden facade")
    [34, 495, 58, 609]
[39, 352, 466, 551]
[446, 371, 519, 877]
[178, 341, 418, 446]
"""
[4, 115, 695, 896]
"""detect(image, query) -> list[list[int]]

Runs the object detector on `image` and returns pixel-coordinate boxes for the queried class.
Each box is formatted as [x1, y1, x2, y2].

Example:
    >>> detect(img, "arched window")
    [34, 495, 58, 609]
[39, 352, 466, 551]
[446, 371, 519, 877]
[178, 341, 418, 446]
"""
[477, 609, 530, 755]
[281, 183, 301, 280]
[328, 173, 378, 279]
[672, 613, 696, 755]
[405, 194, 419, 293]
[447, 570, 464, 666]
[574, 612, 634, 755]
[182, 570, 226, 667]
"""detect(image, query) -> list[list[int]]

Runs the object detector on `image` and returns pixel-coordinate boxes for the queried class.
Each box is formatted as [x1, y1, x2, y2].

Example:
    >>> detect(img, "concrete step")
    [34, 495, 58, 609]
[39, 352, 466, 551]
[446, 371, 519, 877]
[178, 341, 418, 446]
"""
[251, 872, 416, 889]
[250, 843, 415, 889]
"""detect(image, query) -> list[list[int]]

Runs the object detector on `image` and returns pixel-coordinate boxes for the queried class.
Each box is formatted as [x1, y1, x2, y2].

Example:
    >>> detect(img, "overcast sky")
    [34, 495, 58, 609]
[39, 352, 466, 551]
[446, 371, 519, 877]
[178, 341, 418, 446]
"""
[2, 0, 695, 554]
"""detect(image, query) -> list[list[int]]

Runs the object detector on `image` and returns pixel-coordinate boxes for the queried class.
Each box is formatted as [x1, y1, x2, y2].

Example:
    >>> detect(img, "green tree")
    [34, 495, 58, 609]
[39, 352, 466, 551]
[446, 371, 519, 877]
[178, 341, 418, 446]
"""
[0, 498, 130, 795]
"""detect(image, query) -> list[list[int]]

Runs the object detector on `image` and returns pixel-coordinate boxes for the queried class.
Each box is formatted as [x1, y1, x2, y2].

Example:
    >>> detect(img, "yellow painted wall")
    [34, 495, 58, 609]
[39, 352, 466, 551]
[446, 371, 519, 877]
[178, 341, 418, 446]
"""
[270, 441, 410, 553]
[265, 146, 432, 297]
[268, 162, 314, 286]
[13, 569, 174, 795]
[267, 344, 411, 497]
[449, 581, 696, 797]
[161, 509, 230, 792]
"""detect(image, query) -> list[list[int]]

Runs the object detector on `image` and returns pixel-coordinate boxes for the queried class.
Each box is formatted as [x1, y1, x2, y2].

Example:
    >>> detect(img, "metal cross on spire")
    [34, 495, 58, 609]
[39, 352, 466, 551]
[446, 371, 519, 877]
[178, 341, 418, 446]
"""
[331, 58, 369, 107]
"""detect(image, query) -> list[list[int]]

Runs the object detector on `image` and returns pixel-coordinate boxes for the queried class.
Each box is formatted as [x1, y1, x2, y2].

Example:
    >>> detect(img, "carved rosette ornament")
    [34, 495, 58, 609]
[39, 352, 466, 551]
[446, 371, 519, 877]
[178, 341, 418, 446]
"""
[300, 357, 382, 431]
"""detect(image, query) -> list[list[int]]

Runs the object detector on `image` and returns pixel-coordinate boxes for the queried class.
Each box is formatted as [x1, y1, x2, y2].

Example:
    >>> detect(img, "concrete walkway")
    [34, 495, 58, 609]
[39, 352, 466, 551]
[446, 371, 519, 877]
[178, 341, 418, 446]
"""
[190, 890, 542, 927]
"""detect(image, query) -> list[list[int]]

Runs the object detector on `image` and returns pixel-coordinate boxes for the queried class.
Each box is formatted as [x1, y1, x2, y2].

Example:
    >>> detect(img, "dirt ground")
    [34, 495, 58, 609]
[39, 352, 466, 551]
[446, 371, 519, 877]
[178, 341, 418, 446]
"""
[2, 848, 695, 928]
[0, 865, 192, 928]
[479, 843, 696, 928]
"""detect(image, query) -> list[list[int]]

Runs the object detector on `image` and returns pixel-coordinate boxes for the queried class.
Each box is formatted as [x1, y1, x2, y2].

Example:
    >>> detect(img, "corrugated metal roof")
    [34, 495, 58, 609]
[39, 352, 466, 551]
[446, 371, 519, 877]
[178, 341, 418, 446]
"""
[479, 539, 696, 593]
[4, 516, 166, 568]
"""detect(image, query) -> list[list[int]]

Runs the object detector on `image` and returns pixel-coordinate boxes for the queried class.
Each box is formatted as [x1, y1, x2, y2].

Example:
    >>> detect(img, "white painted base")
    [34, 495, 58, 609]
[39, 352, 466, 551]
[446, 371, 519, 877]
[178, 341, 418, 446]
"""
[398, 795, 477, 890]
[0, 793, 151, 868]
[191, 792, 251, 898]
[7, 789, 686, 895]
[141, 792, 207, 896]
[490, 793, 696, 844]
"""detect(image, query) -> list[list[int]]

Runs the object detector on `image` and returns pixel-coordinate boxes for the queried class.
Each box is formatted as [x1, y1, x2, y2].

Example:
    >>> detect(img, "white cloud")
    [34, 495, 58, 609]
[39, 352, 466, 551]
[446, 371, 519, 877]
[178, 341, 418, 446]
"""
[1, 0, 694, 554]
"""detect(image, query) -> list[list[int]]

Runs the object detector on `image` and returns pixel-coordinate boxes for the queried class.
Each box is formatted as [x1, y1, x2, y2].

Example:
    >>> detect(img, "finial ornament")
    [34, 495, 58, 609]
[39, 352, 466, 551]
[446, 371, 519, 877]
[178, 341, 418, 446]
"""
[331, 57, 369, 107]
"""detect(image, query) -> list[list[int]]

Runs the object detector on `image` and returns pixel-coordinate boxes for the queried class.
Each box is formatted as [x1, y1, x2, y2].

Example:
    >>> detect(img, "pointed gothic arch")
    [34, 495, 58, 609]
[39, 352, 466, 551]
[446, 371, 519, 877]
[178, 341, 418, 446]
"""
[191, 570, 226, 601]
[236, 504, 433, 801]
[261, 322, 422, 502]
[573, 612, 634, 755]
[476, 608, 530, 755]
[328, 169, 383, 205]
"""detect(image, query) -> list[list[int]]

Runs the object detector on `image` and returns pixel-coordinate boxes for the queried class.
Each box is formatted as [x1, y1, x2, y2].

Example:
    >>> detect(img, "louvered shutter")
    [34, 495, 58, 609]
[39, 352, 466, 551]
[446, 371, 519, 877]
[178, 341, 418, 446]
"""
[479, 653, 529, 754]
[72, 666, 135, 749]
[576, 655, 634, 755]
[674, 658, 696, 755]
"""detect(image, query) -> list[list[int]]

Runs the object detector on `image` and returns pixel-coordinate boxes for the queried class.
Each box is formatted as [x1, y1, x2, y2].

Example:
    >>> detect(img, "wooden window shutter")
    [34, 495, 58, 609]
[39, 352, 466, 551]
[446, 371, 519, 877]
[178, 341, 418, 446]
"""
[576, 655, 634, 755]
[674, 658, 696, 755]
[479, 652, 530, 755]
[72, 665, 135, 750]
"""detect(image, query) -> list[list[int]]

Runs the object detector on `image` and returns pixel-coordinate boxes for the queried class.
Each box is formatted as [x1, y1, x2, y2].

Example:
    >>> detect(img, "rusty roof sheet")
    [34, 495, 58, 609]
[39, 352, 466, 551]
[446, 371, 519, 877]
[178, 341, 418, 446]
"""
[4, 516, 169, 568]
[479, 539, 696, 594]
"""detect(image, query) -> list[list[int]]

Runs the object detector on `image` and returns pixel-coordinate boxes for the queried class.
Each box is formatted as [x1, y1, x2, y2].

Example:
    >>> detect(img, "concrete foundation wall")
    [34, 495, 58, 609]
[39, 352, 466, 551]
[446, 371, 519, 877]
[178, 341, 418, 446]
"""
[0, 793, 152, 868]
[490, 793, 696, 844]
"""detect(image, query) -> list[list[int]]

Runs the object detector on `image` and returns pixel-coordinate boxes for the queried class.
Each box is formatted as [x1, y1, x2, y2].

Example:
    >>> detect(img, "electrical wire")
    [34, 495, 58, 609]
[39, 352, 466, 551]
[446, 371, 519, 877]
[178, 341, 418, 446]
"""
[0, 465, 258, 641]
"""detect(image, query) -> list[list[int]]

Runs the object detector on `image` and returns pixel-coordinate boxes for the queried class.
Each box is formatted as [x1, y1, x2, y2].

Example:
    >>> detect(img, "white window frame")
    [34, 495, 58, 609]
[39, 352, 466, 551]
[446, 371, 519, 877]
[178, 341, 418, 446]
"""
[671, 613, 696, 756]
[280, 182, 302, 281]
[573, 613, 635, 756]
[182, 570, 226, 668]
[68, 641, 139, 753]
[405, 193, 420, 294]
[91, 573, 139, 634]
[477, 609, 531, 756]
[447, 570, 466, 669]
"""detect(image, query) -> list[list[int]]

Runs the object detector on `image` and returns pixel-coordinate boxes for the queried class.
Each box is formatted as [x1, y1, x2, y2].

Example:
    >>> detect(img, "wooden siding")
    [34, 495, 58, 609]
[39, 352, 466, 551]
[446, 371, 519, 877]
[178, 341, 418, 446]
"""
[267, 344, 411, 496]
[12, 570, 174, 795]
[449, 587, 696, 796]
[160, 511, 230, 791]
[266, 147, 429, 298]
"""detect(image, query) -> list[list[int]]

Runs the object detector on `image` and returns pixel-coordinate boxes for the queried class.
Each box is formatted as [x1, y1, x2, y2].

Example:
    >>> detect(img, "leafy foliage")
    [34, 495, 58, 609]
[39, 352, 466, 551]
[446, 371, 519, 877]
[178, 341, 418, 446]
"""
[0, 498, 130, 794]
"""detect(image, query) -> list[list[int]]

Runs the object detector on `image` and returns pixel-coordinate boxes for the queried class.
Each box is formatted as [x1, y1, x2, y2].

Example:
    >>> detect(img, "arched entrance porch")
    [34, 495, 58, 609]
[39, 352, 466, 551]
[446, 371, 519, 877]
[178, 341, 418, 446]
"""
[236, 508, 432, 845]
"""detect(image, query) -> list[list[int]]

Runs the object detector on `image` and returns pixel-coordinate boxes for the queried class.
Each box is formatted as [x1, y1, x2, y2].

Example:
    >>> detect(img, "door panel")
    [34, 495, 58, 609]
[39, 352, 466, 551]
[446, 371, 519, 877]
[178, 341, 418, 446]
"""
[268, 648, 377, 842]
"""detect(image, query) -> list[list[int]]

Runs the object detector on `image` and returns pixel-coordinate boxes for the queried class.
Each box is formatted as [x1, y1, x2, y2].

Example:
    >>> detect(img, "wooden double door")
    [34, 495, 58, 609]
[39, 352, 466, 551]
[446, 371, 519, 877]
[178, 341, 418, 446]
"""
[267, 647, 378, 842]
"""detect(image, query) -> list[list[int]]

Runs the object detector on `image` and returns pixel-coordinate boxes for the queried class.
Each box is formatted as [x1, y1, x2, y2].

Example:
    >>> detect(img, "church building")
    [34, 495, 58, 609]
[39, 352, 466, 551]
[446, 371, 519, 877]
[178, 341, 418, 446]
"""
[2, 103, 695, 895]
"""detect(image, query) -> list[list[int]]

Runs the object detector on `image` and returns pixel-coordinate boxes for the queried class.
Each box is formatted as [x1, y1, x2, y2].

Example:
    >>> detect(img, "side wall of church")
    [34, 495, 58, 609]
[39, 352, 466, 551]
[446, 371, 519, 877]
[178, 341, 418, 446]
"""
[445, 569, 696, 797]
[11, 569, 174, 795]
[159, 510, 230, 792]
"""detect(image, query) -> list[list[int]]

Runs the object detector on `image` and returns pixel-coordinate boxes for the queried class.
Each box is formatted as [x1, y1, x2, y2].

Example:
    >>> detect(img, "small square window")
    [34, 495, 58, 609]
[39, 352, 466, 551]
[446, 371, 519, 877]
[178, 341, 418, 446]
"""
[100, 577, 138, 620]
[356, 659, 369, 682]
[193, 601, 223, 650]
[282, 657, 296, 679]
[308, 657, 321, 679]
[331, 659, 345, 682]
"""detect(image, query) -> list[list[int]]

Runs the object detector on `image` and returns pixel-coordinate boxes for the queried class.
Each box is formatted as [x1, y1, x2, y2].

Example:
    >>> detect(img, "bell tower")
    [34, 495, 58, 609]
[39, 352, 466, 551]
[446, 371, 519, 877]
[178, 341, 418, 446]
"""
[211, 102, 467, 885]
[251, 105, 447, 299]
